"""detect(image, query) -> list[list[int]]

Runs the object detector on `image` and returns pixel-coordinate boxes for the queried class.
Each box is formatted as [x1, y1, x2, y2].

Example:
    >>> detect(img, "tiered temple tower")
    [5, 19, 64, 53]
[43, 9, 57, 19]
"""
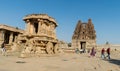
[72, 19, 96, 50]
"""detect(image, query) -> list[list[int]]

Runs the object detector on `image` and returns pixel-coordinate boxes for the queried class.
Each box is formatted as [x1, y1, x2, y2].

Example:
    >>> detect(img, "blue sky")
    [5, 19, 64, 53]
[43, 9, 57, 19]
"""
[0, 0, 120, 44]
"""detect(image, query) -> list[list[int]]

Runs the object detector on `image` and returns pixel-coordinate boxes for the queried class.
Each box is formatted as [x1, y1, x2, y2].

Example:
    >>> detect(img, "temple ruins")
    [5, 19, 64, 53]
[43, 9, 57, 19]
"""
[72, 19, 96, 51]
[0, 14, 97, 56]
[0, 24, 24, 48]
[19, 14, 59, 57]
[0, 14, 60, 57]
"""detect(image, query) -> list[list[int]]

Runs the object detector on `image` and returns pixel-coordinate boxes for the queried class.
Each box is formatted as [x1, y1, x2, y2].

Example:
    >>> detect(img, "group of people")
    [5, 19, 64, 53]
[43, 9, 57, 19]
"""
[101, 47, 110, 60]
[89, 47, 111, 60]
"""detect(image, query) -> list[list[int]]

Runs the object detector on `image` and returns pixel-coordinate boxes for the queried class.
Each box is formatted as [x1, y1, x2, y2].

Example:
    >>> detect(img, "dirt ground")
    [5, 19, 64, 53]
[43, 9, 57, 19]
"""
[0, 51, 120, 71]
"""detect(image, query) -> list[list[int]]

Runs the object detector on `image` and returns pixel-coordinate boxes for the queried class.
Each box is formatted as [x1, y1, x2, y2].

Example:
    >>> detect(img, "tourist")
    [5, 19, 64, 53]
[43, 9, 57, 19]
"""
[83, 48, 86, 53]
[106, 47, 110, 60]
[75, 48, 80, 54]
[1, 42, 6, 56]
[80, 49, 83, 53]
[90, 47, 96, 57]
[101, 48, 105, 59]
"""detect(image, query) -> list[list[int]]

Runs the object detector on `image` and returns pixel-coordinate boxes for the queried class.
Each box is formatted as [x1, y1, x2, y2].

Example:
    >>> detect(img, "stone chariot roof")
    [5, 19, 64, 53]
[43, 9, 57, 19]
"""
[23, 14, 58, 26]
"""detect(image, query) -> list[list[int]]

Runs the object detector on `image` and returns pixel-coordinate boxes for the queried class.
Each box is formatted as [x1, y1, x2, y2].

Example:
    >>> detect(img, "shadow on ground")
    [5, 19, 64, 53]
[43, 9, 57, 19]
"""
[108, 59, 120, 66]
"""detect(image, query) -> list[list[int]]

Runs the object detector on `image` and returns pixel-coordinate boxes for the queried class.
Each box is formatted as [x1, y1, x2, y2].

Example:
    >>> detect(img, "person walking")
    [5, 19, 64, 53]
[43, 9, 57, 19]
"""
[101, 48, 105, 59]
[90, 47, 96, 57]
[1, 42, 6, 56]
[106, 47, 110, 60]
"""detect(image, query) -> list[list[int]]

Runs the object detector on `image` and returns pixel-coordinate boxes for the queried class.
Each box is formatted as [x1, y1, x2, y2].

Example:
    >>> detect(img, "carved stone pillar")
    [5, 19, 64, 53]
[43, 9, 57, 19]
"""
[30, 22, 34, 34]
[26, 20, 30, 34]
[32, 22, 35, 34]
[38, 19, 42, 34]
[9, 32, 13, 44]
[14, 35, 18, 43]
[0, 30, 5, 44]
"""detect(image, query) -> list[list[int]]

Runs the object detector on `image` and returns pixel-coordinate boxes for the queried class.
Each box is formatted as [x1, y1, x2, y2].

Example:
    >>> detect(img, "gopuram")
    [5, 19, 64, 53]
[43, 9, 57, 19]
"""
[72, 19, 96, 51]
[19, 14, 59, 57]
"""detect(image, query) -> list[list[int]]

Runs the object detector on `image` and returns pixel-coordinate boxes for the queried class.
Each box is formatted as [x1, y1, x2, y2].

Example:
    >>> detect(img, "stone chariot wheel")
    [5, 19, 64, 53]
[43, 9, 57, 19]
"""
[46, 42, 53, 54]
[54, 44, 59, 54]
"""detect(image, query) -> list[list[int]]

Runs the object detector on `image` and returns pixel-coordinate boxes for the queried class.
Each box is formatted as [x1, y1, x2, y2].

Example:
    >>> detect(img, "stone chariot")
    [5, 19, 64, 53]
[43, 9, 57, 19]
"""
[19, 14, 59, 56]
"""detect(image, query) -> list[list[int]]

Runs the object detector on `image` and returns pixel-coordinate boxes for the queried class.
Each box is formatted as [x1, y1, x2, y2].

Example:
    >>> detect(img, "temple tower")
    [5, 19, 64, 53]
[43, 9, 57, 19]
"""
[72, 19, 96, 50]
